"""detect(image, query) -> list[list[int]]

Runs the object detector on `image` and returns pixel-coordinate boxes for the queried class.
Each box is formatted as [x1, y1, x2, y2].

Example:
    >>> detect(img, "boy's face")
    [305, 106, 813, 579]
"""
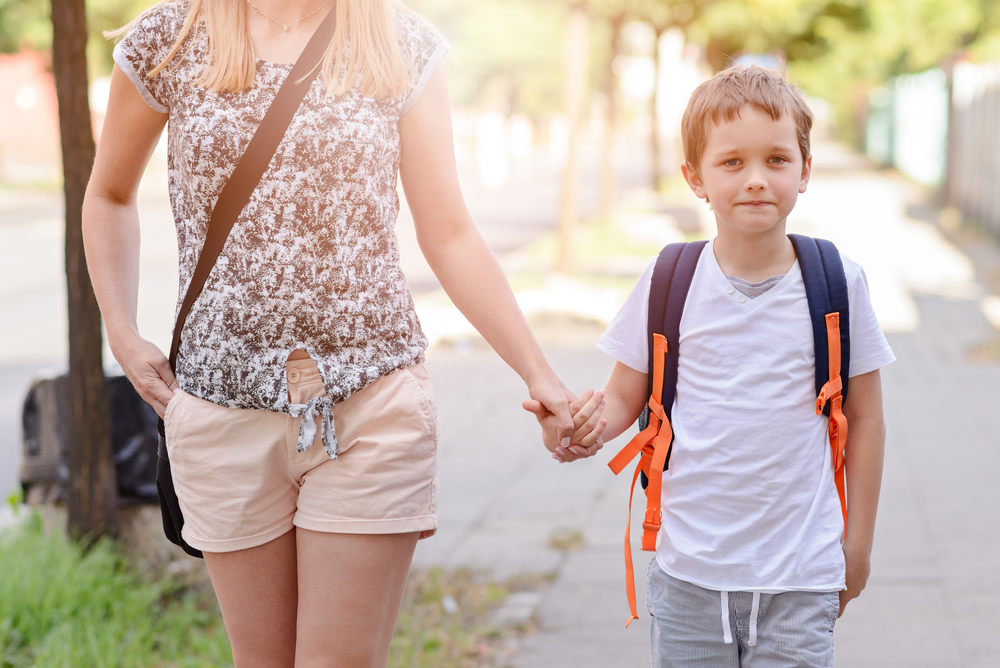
[682, 106, 811, 237]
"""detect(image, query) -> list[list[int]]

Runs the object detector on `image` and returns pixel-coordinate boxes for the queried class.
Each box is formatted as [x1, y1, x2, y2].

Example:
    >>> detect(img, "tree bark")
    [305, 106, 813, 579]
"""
[51, 0, 117, 541]
[599, 12, 624, 222]
[557, 2, 589, 274]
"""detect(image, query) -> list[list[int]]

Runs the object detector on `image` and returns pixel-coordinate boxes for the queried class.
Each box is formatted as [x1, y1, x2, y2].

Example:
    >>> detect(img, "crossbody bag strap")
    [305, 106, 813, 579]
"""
[168, 7, 338, 370]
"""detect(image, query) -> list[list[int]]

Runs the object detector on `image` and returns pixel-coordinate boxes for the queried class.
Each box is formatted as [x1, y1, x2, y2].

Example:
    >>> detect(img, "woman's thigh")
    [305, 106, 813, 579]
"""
[203, 530, 299, 668]
[294, 529, 419, 668]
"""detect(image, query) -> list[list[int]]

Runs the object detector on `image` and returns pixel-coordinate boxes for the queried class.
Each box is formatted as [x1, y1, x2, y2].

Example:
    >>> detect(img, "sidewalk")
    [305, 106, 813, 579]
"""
[412, 143, 1000, 667]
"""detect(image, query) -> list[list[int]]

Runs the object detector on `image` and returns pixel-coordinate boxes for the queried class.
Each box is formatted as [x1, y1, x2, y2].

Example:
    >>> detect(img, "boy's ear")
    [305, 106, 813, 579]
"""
[799, 155, 812, 194]
[681, 161, 707, 200]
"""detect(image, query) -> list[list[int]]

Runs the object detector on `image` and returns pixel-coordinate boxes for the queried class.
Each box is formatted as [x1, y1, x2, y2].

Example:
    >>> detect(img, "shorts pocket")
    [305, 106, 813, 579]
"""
[402, 364, 438, 443]
[828, 591, 841, 629]
[162, 390, 185, 441]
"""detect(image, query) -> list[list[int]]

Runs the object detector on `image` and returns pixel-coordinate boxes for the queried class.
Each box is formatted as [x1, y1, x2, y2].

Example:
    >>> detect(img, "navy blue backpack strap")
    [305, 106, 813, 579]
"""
[788, 234, 850, 412]
[639, 239, 707, 484]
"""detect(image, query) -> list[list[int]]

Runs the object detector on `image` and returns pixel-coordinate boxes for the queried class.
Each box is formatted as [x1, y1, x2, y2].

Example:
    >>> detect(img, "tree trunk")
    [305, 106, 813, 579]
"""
[51, 0, 118, 541]
[649, 25, 664, 191]
[599, 12, 624, 222]
[557, 2, 589, 274]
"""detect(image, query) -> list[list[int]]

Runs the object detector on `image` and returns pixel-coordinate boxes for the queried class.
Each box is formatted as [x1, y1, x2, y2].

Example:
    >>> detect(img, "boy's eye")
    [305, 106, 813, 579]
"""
[724, 159, 740, 166]
[769, 156, 788, 164]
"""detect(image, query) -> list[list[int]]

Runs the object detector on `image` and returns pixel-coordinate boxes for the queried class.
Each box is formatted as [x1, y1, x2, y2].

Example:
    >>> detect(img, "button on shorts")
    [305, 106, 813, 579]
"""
[162, 359, 439, 553]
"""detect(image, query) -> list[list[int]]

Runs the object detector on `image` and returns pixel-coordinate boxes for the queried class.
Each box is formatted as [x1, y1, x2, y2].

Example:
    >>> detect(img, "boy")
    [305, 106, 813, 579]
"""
[528, 66, 894, 664]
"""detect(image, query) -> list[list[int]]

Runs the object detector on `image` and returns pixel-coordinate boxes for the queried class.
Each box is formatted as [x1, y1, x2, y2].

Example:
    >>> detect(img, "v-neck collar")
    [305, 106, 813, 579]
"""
[704, 238, 801, 312]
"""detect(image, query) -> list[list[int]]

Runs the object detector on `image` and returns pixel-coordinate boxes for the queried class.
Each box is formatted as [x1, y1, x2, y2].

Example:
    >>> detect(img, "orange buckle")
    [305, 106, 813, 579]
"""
[642, 508, 661, 533]
[815, 376, 843, 414]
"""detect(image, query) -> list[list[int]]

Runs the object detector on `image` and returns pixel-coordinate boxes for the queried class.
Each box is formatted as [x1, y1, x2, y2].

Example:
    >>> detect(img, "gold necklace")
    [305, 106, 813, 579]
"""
[244, 0, 333, 32]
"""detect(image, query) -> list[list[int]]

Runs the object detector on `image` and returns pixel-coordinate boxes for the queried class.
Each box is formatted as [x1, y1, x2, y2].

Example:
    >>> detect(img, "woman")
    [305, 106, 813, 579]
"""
[82, 0, 602, 665]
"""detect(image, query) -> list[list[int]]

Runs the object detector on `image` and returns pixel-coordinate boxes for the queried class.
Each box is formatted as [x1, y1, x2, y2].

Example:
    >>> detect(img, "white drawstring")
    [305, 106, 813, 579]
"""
[720, 591, 733, 644]
[748, 591, 761, 647]
[289, 396, 338, 459]
[720, 590, 761, 646]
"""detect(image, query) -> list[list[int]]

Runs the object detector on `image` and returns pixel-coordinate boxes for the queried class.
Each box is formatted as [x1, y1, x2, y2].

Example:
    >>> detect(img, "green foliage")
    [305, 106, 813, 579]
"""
[0, 0, 50, 53]
[88, 0, 160, 74]
[786, 0, 988, 140]
[0, 0, 156, 74]
[409, 0, 568, 116]
[0, 517, 232, 668]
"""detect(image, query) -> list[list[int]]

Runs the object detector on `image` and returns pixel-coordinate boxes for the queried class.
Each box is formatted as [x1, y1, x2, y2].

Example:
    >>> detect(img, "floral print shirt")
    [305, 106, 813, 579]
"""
[114, 0, 447, 457]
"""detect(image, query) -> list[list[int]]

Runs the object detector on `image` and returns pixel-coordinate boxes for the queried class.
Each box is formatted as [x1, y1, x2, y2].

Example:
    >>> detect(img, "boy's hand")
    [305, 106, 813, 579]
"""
[523, 389, 607, 463]
[839, 540, 872, 617]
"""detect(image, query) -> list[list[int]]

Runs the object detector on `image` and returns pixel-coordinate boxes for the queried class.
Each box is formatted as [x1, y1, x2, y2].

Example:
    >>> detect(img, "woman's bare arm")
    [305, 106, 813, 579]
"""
[397, 65, 582, 460]
[82, 65, 174, 416]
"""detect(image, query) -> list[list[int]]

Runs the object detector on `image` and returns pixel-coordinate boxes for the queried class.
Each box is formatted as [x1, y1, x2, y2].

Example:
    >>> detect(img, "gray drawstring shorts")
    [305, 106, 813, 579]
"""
[647, 559, 840, 667]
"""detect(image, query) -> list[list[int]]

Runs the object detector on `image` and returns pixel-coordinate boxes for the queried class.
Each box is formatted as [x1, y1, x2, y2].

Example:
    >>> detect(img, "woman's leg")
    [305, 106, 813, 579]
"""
[203, 529, 299, 668]
[294, 529, 419, 668]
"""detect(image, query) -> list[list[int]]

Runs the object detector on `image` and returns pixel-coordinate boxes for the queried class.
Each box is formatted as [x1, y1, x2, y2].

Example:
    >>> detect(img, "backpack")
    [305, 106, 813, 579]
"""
[21, 373, 160, 506]
[606, 234, 851, 626]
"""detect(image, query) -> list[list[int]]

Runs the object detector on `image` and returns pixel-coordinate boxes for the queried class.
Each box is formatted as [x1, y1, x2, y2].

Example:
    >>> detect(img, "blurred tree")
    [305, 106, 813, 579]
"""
[597, 7, 625, 219]
[51, 0, 118, 541]
[635, 0, 705, 188]
[409, 0, 566, 117]
[557, 0, 590, 273]
[786, 0, 986, 140]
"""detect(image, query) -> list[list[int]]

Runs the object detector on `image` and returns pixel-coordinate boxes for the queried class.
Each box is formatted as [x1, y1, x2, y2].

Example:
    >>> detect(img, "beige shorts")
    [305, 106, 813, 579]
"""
[162, 359, 439, 553]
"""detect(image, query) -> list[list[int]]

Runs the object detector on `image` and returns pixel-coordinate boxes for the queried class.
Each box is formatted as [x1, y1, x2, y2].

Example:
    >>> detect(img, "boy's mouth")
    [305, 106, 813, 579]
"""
[738, 200, 774, 207]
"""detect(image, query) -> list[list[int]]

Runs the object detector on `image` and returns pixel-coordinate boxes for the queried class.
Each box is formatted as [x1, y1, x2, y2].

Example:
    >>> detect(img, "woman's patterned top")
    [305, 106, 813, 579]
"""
[114, 0, 447, 457]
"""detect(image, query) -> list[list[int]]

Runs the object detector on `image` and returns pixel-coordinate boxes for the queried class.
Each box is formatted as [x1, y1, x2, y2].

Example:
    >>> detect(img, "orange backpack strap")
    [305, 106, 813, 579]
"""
[816, 312, 848, 523]
[607, 333, 672, 627]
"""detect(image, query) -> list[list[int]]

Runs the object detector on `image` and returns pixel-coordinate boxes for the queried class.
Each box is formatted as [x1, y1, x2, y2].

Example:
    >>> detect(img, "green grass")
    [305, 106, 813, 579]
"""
[1, 514, 529, 668]
[0, 514, 232, 668]
[389, 568, 517, 668]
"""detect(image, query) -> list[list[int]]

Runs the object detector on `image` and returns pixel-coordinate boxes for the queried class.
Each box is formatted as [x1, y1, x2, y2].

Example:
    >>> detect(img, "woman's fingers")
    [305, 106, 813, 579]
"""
[118, 337, 177, 418]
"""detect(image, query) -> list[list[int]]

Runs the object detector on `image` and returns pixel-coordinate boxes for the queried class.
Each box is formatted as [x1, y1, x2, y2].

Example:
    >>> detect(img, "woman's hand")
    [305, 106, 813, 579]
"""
[112, 331, 179, 418]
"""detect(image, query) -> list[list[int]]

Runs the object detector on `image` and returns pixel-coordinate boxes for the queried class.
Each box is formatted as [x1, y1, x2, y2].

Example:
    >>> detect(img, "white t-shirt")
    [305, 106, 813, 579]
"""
[598, 240, 895, 593]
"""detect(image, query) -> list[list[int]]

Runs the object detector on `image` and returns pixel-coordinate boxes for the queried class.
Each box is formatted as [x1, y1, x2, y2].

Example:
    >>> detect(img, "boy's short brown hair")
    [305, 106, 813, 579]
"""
[681, 66, 814, 172]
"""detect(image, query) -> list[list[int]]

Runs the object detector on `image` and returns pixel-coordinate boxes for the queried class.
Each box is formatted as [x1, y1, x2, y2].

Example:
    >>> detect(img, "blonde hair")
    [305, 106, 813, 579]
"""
[681, 66, 813, 172]
[108, 0, 415, 98]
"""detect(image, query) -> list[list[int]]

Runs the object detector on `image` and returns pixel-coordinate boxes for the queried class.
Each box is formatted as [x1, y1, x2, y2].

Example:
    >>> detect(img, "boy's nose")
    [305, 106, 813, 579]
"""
[744, 166, 768, 190]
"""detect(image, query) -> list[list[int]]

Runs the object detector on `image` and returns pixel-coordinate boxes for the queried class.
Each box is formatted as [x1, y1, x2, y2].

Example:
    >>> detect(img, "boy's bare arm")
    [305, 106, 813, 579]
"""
[599, 362, 650, 443]
[839, 368, 886, 616]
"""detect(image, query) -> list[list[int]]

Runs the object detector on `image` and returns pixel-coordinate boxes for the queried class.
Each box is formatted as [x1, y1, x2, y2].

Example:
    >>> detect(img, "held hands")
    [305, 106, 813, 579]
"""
[111, 330, 179, 418]
[523, 388, 607, 464]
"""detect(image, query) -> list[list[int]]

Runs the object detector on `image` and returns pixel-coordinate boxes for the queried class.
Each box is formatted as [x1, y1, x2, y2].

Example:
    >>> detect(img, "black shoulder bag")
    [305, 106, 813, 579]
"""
[156, 9, 338, 558]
